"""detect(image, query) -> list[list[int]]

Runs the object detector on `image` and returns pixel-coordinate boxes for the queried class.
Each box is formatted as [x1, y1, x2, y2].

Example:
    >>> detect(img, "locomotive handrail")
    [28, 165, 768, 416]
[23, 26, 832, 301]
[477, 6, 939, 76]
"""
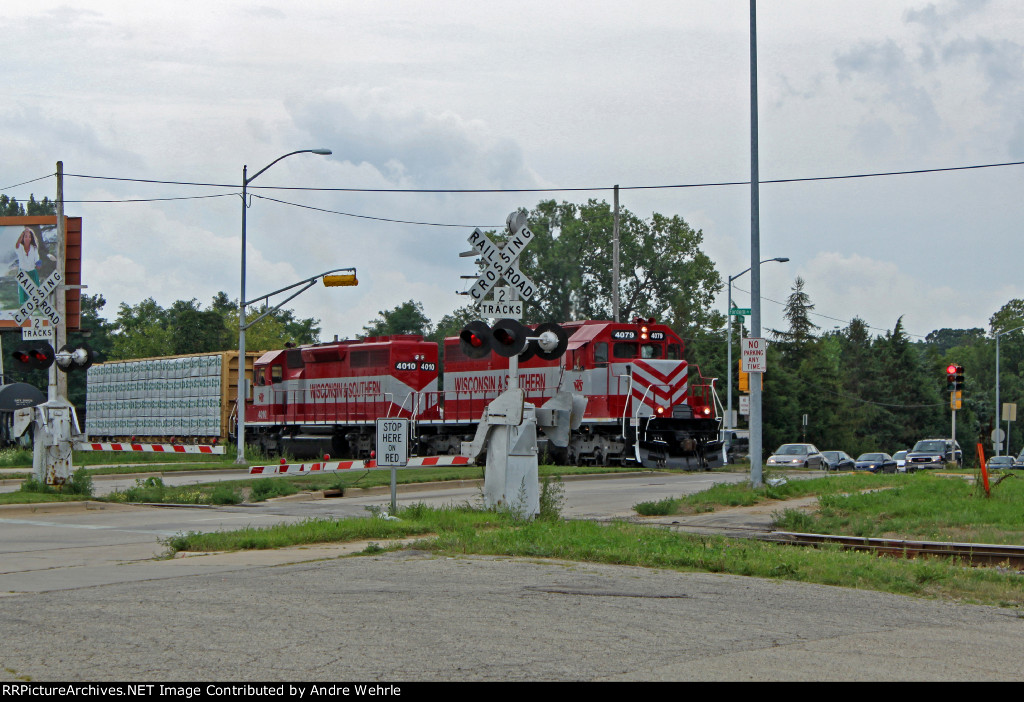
[391, 392, 414, 419]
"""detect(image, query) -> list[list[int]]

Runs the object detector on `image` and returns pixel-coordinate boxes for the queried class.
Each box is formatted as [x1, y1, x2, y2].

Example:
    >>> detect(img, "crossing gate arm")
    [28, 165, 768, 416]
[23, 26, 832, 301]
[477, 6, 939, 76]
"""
[74, 442, 225, 455]
[250, 455, 471, 476]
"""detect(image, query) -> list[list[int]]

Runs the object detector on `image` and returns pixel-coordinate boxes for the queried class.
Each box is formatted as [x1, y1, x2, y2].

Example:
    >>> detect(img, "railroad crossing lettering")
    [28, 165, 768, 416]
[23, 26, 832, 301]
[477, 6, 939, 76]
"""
[480, 286, 524, 318]
[467, 227, 536, 303]
[14, 270, 62, 326]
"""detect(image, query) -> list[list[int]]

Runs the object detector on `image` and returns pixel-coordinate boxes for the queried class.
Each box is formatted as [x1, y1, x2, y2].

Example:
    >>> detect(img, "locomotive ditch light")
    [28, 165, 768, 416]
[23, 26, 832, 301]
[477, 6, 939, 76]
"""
[12, 343, 55, 370]
[532, 322, 569, 361]
[459, 320, 494, 359]
[323, 273, 358, 287]
[491, 318, 529, 358]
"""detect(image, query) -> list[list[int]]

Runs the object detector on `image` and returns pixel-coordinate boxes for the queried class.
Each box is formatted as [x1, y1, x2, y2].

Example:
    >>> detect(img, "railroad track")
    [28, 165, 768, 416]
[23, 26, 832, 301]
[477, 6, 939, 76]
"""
[764, 532, 1024, 569]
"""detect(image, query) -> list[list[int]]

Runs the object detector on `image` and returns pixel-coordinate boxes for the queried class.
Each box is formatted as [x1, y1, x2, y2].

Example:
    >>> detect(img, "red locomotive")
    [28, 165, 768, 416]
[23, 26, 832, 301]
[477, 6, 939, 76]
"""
[245, 318, 721, 467]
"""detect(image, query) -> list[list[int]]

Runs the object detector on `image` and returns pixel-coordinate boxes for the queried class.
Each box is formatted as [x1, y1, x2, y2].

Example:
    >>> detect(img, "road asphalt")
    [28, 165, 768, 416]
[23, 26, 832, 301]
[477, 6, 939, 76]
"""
[2, 470, 1022, 682]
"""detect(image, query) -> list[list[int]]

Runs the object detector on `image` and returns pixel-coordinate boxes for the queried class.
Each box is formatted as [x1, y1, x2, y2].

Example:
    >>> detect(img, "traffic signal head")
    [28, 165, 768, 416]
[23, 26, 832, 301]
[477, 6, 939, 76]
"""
[954, 364, 964, 390]
[12, 343, 54, 370]
[323, 272, 358, 287]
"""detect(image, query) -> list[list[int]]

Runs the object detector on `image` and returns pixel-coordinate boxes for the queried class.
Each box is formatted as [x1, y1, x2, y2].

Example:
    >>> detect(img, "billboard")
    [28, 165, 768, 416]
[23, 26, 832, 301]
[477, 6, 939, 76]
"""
[0, 216, 82, 331]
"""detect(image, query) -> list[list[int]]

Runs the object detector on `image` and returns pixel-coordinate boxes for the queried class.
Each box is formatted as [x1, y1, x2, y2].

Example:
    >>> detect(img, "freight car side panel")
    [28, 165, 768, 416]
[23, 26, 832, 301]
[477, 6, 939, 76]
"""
[84, 350, 257, 442]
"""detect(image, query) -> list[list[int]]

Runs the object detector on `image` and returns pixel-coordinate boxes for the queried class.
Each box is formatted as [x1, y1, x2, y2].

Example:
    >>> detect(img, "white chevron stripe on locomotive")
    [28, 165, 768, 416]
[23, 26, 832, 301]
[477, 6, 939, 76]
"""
[630, 359, 688, 408]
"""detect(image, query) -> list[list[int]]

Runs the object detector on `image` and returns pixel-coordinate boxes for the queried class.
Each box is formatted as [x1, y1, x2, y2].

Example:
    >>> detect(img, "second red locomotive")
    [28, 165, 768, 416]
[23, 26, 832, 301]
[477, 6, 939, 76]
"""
[245, 318, 722, 468]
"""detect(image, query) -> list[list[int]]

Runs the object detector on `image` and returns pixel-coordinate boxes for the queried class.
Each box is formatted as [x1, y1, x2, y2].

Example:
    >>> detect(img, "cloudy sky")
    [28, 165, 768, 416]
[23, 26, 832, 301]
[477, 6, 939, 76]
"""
[3, 0, 1022, 346]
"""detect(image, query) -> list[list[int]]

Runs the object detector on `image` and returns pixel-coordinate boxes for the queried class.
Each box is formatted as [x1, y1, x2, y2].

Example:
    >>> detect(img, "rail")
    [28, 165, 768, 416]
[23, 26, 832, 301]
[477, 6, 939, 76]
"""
[764, 532, 1024, 569]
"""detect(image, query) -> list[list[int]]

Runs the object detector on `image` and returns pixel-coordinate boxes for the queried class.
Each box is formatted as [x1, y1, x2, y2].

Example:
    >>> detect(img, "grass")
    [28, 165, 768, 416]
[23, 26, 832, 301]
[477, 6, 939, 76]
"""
[161, 501, 1024, 608]
[634, 472, 900, 516]
[772, 472, 1024, 544]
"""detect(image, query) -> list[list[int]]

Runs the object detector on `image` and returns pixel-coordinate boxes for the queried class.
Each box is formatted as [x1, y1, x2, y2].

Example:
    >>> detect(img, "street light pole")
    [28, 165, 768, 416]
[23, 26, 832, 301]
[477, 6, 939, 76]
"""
[726, 257, 788, 461]
[237, 149, 332, 464]
[995, 324, 1024, 456]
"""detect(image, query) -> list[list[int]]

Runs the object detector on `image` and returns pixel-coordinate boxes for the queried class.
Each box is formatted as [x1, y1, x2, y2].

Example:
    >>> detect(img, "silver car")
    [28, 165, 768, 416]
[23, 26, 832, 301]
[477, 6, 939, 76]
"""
[766, 443, 826, 469]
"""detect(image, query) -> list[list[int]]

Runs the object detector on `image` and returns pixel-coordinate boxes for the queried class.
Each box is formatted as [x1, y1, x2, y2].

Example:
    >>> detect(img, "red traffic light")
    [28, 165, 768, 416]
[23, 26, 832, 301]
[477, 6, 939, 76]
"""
[946, 364, 957, 375]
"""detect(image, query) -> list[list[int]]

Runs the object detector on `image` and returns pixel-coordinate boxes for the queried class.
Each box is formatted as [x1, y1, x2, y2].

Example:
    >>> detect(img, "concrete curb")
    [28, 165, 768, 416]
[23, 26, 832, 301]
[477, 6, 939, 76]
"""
[0, 500, 145, 516]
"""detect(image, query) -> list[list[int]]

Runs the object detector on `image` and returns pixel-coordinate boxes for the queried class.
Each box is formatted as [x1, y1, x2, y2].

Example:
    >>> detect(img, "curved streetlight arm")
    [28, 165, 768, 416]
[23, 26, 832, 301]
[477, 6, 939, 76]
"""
[724, 256, 789, 457]
[245, 149, 332, 185]
[237, 148, 332, 464]
[729, 257, 790, 285]
[242, 268, 356, 330]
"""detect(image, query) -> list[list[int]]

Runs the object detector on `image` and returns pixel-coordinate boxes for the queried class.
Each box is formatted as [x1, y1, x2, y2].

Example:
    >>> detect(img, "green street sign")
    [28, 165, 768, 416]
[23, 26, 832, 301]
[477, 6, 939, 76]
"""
[730, 308, 751, 316]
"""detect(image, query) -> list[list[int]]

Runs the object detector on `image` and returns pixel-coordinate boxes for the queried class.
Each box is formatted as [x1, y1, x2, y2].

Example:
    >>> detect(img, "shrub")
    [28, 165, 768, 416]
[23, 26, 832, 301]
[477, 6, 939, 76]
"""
[65, 468, 93, 497]
[208, 484, 243, 505]
[539, 475, 566, 521]
[250, 478, 299, 502]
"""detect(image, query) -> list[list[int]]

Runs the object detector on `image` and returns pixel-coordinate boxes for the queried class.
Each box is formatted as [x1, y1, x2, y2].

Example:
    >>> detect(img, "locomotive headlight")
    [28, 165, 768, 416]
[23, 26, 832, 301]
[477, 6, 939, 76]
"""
[656, 405, 665, 415]
[702, 407, 711, 416]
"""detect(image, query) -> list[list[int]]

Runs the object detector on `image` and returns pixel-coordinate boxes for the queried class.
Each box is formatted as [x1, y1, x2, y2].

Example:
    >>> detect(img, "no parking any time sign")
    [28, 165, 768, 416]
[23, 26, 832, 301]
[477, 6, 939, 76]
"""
[741, 337, 766, 373]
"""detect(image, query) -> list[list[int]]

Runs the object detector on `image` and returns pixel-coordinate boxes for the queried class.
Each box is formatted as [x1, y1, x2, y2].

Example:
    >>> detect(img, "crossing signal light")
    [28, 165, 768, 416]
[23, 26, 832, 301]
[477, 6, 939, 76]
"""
[458, 320, 568, 361]
[55, 343, 95, 373]
[459, 321, 494, 359]
[12, 343, 55, 370]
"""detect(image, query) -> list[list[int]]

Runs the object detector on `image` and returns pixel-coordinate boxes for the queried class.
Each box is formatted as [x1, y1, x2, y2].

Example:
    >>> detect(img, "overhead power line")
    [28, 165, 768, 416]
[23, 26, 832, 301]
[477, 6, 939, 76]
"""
[251, 194, 502, 229]
[1, 173, 56, 191]
[60, 158, 1024, 194]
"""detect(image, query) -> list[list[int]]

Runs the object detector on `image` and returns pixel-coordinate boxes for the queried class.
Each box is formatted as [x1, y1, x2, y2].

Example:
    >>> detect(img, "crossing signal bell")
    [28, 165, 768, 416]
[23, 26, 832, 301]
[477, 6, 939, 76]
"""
[55, 343, 95, 373]
[12, 343, 55, 370]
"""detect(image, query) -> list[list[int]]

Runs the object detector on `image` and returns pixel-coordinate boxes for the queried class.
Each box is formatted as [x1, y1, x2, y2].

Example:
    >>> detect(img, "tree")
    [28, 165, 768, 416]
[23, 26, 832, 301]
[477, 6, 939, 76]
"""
[506, 200, 721, 332]
[213, 291, 320, 353]
[362, 300, 432, 338]
[165, 299, 231, 355]
[106, 293, 320, 361]
[772, 277, 819, 357]
[0, 194, 55, 216]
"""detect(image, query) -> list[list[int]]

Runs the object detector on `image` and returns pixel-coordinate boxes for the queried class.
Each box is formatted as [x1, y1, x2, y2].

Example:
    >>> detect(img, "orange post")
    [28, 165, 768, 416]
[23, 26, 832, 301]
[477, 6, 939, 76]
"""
[976, 443, 990, 497]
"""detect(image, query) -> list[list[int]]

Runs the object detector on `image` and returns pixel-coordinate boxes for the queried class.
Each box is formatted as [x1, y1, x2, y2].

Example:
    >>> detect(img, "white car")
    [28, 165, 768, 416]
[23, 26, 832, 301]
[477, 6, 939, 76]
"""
[893, 450, 908, 473]
[766, 443, 826, 469]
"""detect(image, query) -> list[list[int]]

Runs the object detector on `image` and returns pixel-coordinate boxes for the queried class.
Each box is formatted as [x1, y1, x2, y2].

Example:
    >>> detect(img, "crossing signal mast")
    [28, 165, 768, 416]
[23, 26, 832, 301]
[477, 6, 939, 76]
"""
[456, 211, 578, 518]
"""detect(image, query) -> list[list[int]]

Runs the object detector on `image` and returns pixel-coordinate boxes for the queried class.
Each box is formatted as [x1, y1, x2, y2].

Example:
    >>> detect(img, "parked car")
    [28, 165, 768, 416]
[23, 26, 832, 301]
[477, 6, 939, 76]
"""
[855, 452, 897, 473]
[893, 450, 908, 473]
[1015, 449, 1024, 469]
[719, 429, 750, 462]
[905, 439, 963, 471]
[986, 455, 1016, 470]
[766, 443, 826, 469]
[821, 450, 855, 471]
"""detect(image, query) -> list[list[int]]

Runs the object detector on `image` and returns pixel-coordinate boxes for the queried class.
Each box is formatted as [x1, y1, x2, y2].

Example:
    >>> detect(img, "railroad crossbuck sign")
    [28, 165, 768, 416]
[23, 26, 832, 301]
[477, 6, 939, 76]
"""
[375, 418, 409, 467]
[466, 211, 537, 306]
[16, 269, 61, 340]
[741, 337, 767, 373]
